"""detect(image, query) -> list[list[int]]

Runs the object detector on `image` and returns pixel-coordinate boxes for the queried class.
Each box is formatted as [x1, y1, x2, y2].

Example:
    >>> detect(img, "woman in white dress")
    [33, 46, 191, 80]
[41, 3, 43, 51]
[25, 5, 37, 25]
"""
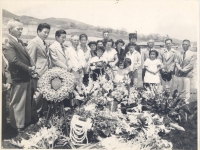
[144, 50, 163, 87]
[102, 39, 118, 79]
[78, 34, 91, 84]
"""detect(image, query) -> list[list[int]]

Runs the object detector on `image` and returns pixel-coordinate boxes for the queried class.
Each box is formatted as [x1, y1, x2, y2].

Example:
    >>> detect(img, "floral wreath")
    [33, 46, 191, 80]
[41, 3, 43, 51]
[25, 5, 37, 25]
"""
[37, 67, 75, 102]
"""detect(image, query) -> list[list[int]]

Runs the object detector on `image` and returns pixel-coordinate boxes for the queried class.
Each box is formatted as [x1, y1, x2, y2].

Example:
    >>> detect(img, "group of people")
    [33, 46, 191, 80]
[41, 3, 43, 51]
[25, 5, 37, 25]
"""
[2, 18, 196, 137]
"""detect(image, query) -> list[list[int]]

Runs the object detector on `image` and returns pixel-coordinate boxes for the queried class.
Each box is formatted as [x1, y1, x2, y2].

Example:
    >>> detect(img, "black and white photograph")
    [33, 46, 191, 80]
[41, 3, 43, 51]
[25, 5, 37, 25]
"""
[1, 0, 199, 149]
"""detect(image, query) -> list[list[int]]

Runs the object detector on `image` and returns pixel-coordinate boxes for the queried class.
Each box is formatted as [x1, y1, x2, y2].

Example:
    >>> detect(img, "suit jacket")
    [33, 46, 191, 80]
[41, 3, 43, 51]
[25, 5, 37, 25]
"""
[27, 36, 51, 77]
[159, 48, 177, 74]
[65, 46, 85, 78]
[175, 50, 195, 78]
[49, 41, 68, 69]
[3, 35, 33, 83]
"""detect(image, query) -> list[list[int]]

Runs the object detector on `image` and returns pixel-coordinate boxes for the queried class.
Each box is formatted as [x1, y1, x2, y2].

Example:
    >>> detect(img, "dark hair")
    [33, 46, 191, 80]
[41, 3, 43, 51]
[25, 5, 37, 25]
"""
[104, 39, 114, 47]
[118, 61, 125, 68]
[96, 46, 105, 52]
[55, 30, 66, 38]
[97, 40, 104, 44]
[149, 50, 159, 57]
[182, 39, 190, 44]
[115, 39, 125, 46]
[37, 23, 51, 33]
[128, 43, 137, 48]
[88, 41, 97, 47]
[79, 34, 88, 40]
[103, 30, 109, 34]
[165, 38, 173, 43]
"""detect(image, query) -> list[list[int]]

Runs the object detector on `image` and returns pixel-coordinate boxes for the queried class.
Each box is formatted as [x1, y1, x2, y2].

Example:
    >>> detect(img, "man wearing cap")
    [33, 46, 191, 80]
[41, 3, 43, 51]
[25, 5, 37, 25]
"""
[124, 33, 141, 57]
[159, 38, 177, 90]
[141, 39, 156, 81]
[174, 39, 195, 103]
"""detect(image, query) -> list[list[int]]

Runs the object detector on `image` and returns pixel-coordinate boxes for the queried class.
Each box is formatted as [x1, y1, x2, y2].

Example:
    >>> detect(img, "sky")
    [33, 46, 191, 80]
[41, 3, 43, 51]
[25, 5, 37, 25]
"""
[1, 0, 199, 41]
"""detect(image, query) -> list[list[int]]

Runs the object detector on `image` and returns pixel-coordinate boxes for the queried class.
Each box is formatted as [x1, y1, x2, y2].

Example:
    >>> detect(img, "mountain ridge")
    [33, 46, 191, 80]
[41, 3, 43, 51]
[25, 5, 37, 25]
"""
[2, 9, 193, 45]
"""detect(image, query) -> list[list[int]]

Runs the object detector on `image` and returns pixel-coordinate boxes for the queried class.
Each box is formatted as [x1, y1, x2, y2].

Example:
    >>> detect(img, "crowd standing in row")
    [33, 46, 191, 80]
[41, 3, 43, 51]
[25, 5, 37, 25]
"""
[2, 19, 196, 137]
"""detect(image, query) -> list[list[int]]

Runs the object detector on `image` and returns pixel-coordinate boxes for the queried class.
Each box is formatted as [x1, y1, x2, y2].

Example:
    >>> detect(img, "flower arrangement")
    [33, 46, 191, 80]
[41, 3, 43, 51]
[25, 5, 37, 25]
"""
[37, 67, 75, 102]
[141, 85, 190, 127]
[10, 122, 70, 149]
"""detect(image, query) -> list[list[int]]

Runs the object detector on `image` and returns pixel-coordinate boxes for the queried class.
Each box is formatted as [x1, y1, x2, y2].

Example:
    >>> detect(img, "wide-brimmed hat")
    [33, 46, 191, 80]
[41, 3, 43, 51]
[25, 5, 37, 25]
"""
[160, 70, 172, 81]
[88, 41, 97, 47]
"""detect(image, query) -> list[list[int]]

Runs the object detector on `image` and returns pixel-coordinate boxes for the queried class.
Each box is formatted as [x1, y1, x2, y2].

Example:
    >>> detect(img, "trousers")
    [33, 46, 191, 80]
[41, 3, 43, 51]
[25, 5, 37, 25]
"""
[174, 76, 191, 102]
[32, 78, 48, 118]
[9, 81, 32, 128]
[128, 70, 138, 87]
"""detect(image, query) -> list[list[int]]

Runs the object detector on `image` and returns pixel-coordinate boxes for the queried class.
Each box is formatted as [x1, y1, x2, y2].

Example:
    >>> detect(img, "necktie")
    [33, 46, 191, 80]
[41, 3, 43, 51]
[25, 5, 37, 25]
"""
[61, 44, 65, 49]
[43, 40, 48, 54]
[183, 51, 186, 60]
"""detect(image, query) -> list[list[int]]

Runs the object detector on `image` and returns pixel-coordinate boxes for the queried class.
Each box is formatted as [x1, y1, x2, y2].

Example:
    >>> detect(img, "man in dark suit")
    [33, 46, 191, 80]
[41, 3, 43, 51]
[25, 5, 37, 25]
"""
[27, 23, 51, 119]
[115, 39, 125, 66]
[3, 19, 35, 132]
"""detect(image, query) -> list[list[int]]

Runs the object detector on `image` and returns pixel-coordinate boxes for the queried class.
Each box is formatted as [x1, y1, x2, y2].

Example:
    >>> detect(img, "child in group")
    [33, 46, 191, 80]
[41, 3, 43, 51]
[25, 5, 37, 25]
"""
[143, 50, 163, 87]
[89, 46, 107, 81]
[125, 43, 141, 87]
[114, 59, 131, 84]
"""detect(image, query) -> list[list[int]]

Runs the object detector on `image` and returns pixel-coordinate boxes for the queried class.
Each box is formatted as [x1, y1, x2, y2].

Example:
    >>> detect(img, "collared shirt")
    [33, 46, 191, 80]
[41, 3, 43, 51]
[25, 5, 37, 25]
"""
[54, 40, 63, 49]
[36, 36, 46, 46]
[126, 50, 141, 71]
[163, 48, 175, 59]
[9, 34, 18, 42]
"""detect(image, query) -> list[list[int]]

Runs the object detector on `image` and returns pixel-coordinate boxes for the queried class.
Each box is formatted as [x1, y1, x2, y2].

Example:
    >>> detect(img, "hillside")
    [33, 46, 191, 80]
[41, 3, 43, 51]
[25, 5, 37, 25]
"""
[2, 9, 185, 45]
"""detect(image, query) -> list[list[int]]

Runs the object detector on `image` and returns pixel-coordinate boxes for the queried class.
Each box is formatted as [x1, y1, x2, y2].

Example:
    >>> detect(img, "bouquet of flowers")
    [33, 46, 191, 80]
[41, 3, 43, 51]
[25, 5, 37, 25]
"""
[140, 85, 189, 131]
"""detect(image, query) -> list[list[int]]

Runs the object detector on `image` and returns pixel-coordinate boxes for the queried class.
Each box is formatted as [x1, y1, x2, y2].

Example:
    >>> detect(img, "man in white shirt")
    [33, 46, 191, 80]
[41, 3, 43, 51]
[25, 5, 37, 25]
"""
[66, 35, 85, 83]
[125, 43, 141, 87]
